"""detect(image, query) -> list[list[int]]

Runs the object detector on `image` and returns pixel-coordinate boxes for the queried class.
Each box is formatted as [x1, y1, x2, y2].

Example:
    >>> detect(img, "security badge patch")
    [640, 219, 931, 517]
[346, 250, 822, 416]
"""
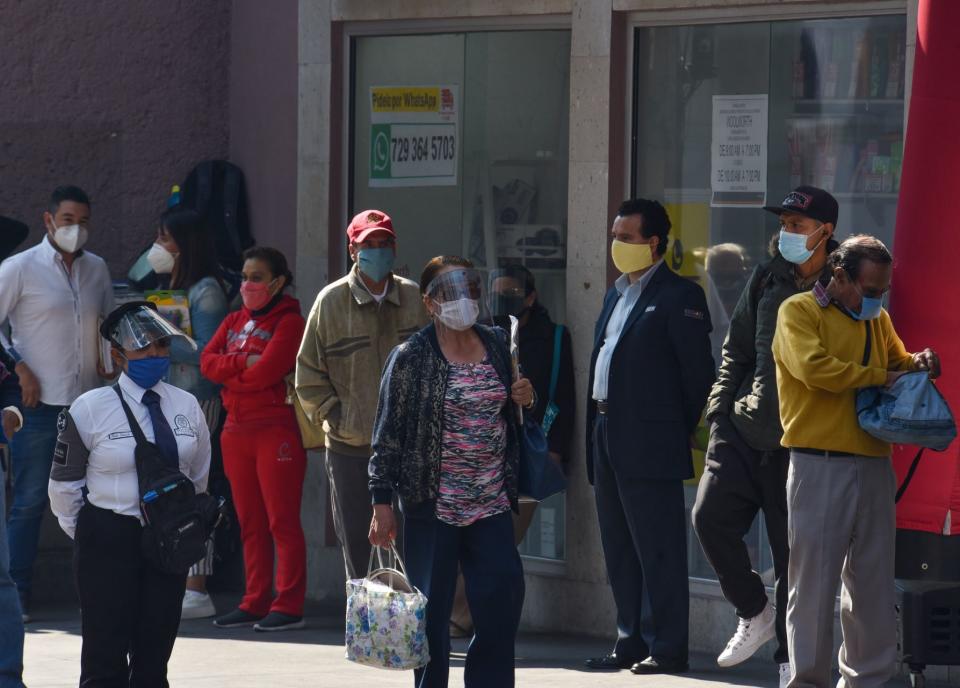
[174, 415, 196, 438]
[53, 411, 70, 465]
[684, 308, 706, 320]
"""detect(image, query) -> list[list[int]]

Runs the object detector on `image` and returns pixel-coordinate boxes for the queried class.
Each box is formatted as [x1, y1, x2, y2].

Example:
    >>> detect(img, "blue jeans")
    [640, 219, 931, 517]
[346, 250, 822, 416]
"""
[7, 403, 64, 597]
[0, 458, 26, 687]
[403, 505, 524, 688]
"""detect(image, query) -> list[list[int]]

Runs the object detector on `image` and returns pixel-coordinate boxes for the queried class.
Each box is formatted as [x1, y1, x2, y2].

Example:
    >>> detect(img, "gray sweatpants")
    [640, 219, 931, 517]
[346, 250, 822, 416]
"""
[325, 449, 375, 581]
[786, 451, 897, 688]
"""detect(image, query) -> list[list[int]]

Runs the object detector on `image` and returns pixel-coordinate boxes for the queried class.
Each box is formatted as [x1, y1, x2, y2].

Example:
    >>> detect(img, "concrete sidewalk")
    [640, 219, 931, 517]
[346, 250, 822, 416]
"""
[20, 599, 928, 687]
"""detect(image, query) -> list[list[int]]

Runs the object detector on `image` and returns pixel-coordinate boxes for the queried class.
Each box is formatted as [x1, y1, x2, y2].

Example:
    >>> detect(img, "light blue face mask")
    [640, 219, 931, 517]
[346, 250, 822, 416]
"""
[853, 284, 884, 320]
[357, 247, 395, 283]
[778, 226, 825, 265]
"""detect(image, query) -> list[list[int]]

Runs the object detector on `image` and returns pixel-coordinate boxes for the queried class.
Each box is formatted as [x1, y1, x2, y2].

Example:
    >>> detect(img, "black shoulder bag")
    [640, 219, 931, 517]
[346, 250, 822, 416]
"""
[113, 386, 220, 575]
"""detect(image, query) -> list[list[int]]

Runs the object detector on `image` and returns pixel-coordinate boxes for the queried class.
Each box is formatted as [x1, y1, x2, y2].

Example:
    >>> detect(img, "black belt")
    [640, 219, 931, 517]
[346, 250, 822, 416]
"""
[790, 447, 856, 458]
[596, 400, 609, 415]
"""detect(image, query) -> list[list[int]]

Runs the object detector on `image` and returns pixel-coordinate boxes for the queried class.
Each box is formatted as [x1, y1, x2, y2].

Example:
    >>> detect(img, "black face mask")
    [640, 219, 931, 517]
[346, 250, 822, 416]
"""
[492, 293, 527, 318]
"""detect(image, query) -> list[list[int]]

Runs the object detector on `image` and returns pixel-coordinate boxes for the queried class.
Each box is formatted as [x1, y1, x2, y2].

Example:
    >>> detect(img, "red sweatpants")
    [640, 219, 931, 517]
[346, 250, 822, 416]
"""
[221, 421, 307, 616]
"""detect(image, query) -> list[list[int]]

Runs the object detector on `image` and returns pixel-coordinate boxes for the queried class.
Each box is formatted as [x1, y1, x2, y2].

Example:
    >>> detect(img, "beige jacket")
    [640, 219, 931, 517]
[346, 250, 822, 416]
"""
[295, 266, 427, 456]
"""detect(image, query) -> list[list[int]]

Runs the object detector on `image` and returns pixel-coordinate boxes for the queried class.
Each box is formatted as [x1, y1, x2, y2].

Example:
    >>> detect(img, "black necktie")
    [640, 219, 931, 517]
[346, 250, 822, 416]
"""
[141, 390, 180, 468]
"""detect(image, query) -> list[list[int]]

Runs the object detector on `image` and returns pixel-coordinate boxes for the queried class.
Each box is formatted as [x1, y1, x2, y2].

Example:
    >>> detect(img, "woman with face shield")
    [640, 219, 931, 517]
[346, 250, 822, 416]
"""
[48, 302, 212, 686]
[367, 256, 534, 688]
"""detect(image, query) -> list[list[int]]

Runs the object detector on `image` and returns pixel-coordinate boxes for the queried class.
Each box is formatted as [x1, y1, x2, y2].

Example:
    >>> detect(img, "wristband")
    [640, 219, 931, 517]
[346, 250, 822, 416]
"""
[3, 406, 23, 431]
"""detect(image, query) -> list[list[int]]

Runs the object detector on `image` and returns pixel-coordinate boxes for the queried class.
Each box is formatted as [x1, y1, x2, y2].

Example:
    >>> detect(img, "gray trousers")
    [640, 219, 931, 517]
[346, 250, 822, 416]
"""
[325, 449, 375, 581]
[786, 451, 897, 688]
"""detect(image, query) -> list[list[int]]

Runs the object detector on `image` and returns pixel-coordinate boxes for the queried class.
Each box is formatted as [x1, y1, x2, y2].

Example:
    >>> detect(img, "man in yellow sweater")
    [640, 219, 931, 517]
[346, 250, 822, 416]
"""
[772, 235, 940, 688]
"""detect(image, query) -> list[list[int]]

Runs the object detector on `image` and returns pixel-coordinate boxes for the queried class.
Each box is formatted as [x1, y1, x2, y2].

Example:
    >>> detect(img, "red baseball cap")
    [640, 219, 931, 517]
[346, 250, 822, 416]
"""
[346, 209, 396, 243]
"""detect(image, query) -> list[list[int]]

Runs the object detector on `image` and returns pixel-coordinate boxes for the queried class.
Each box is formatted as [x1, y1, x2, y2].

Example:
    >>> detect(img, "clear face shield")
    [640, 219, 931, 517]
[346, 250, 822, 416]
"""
[424, 268, 492, 332]
[102, 302, 197, 353]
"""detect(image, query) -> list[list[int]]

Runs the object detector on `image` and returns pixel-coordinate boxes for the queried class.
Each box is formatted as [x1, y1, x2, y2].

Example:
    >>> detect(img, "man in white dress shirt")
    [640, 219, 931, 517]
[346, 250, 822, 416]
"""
[49, 302, 210, 686]
[0, 186, 115, 619]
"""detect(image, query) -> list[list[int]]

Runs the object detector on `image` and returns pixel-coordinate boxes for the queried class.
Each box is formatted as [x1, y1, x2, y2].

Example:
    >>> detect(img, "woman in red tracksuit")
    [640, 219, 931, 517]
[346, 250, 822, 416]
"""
[200, 247, 308, 632]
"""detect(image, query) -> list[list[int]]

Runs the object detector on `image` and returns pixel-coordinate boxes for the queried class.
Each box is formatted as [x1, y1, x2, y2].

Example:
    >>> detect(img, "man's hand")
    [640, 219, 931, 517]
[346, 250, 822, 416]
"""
[885, 370, 909, 388]
[368, 504, 397, 547]
[548, 451, 563, 467]
[2, 409, 21, 439]
[912, 348, 942, 379]
[246, 354, 262, 369]
[15, 362, 40, 408]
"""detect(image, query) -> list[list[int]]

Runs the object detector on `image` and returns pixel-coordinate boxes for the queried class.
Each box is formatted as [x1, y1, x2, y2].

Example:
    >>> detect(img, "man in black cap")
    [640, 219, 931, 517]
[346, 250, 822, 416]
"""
[692, 185, 838, 688]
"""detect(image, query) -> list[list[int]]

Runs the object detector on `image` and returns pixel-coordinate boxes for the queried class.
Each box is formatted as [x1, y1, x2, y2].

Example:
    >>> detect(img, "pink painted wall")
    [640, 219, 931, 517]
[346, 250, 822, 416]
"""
[0, 0, 232, 275]
[229, 0, 299, 268]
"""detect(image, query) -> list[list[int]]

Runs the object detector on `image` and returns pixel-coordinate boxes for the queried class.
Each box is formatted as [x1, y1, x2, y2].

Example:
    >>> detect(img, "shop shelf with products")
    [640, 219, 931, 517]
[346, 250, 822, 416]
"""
[783, 21, 906, 203]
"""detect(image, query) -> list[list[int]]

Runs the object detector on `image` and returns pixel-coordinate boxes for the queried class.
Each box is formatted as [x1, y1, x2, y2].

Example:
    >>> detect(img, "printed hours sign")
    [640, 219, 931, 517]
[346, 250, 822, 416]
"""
[711, 94, 769, 207]
[369, 85, 459, 188]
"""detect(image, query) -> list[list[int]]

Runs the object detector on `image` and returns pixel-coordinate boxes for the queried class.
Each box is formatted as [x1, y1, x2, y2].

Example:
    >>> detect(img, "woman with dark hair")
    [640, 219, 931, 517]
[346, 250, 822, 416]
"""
[368, 256, 533, 687]
[200, 247, 308, 632]
[148, 208, 229, 619]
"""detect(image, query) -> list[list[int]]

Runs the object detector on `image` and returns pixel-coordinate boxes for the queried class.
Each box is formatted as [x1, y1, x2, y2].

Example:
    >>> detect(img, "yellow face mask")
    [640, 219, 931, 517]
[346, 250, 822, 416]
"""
[611, 239, 655, 274]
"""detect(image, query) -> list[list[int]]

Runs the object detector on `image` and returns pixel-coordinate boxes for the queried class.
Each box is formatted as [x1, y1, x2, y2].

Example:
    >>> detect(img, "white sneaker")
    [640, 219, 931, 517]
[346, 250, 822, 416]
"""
[716, 603, 777, 667]
[779, 661, 793, 688]
[181, 590, 216, 620]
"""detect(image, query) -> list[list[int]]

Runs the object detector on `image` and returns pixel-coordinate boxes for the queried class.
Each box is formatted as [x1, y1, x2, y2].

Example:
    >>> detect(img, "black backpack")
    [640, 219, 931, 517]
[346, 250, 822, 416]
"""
[179, 160, 254, 271]
[113, 386, 220, 575]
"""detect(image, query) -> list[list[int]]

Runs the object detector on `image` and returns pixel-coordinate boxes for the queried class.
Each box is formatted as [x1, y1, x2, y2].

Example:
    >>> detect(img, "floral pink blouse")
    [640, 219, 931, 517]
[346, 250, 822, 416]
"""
[435, 360, 511, 526]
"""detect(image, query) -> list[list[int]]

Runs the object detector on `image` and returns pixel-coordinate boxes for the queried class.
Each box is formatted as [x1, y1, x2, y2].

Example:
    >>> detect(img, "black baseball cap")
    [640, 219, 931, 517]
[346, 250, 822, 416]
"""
[763, 186, 839, 226]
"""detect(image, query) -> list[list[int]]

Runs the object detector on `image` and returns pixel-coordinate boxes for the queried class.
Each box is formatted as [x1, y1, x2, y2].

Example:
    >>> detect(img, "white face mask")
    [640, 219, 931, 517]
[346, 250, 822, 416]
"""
[50, 222, 88, 254]
[436, 298, 480, 331]
[147, 243, 177, 274]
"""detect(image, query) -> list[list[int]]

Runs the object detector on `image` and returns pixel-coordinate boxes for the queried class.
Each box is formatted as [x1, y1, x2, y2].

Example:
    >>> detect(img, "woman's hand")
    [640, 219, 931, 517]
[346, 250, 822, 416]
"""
[369, 504, 397, 547]
[511, 377, 535, 409]
[245, 354, 262, 369]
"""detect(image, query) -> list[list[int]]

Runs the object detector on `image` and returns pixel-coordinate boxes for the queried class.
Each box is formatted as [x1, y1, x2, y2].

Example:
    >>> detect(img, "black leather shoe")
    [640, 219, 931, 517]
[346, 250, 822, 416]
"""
[584, 654, 635, 671]
[630, 656, 689, 675]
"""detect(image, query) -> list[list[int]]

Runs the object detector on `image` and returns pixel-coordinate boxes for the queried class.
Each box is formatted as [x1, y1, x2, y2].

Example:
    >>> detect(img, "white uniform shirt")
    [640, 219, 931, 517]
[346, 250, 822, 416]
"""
[48, 373, 211, 538]
[0, 237, 114, 406]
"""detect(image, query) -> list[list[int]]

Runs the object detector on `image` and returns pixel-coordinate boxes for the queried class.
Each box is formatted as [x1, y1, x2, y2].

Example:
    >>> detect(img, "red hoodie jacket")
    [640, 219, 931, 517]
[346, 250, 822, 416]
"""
[201, 295, 306, 428]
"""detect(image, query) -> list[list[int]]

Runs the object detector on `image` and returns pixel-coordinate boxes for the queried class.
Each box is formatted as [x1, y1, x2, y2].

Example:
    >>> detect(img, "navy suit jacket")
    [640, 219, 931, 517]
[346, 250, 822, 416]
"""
[586, 264, 715, 484]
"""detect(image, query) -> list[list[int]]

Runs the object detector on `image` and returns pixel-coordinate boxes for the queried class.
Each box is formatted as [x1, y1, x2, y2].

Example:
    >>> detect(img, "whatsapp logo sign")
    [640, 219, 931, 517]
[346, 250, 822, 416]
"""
[371, 125, 391, 179]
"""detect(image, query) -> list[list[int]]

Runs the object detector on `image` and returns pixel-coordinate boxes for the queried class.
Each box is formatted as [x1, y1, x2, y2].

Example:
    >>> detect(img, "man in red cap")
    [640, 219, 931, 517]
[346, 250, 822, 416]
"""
[295, 210, 427, 579]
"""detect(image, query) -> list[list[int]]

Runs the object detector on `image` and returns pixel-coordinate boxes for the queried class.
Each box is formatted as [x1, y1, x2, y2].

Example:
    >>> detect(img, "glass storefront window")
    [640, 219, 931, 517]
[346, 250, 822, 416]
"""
[632, 14, 906, 580]
[352, 30, 571, 561]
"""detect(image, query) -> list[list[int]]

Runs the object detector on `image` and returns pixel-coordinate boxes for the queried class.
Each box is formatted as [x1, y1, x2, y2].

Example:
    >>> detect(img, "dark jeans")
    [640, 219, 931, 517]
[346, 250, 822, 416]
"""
[0, 454, 24, 688]
[593, 415, 689, 664]
[403, 506, 524, 688]
[8, 403, 64, 597]
[691, 416, 789, 664]
[75, 503, 186, 688]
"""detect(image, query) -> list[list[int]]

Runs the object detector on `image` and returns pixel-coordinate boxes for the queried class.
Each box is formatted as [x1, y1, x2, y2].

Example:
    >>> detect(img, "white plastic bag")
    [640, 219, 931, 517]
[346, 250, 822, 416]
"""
[345, 545, 430, 670]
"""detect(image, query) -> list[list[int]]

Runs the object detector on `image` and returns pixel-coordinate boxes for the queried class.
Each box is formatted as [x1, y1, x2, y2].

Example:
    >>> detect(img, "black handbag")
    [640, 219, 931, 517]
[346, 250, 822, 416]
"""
[113, 386, 220, 575]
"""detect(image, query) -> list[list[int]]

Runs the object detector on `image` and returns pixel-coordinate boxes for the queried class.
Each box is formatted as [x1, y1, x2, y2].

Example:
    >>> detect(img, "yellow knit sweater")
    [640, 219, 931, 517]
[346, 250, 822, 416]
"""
[772, 292, 915, 457]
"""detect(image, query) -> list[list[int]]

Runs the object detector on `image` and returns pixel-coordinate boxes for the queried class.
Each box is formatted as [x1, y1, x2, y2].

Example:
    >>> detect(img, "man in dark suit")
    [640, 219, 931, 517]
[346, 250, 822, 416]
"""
[584, 199, 715, 675]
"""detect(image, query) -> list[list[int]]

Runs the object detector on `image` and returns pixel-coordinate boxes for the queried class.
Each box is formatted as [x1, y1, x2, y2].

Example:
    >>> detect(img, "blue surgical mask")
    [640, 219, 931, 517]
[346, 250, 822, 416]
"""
[852, 284, 884, 321]
[778, 226, 824, 265]
[357, 247, 395, 283]
[125, 356, 170, 389]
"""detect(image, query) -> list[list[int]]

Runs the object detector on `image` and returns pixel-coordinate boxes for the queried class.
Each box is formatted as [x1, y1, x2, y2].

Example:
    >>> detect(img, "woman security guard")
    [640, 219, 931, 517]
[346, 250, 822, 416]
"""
[48, 302, 211, 687]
